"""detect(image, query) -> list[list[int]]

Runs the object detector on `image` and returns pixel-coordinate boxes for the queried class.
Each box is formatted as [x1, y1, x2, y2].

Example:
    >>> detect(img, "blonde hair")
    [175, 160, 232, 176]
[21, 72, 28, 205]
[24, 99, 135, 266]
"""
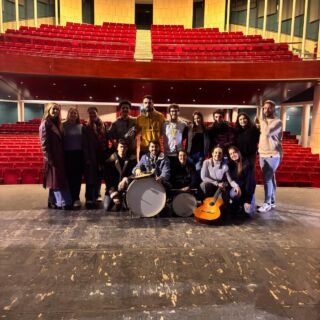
[43, 102, 61, 121]
[66, 107, 80, 124]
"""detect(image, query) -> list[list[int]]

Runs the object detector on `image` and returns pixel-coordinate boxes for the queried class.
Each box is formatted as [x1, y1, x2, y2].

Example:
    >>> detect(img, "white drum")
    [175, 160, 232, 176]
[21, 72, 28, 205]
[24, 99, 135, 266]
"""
[172, 193, 197, 217]
[126, 177, 166, 217]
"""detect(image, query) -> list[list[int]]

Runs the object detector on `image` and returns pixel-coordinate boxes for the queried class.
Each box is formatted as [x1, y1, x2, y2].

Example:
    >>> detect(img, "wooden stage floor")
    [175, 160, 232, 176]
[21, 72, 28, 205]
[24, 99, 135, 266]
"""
[0, 185, 319, 319]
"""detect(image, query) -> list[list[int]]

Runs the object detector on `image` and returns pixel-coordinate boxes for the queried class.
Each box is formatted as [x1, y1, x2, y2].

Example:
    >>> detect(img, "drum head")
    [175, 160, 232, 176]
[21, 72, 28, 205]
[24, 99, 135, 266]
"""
[126, 178, 166, 217]
[172, 193, 197, 217]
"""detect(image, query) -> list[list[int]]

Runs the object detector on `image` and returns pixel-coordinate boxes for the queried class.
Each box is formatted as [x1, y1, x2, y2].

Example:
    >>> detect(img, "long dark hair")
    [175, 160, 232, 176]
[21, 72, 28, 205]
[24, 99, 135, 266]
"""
[234, 112, 254, 131]
[228, 146, 244, 177]
[192, 111, 205, 130]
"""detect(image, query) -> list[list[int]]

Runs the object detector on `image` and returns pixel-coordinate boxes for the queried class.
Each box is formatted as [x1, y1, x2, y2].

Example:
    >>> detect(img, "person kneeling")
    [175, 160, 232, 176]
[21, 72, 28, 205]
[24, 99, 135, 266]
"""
[104, 139, 136, 211]
[200, 146, 241, 216]
[133, 140, 170, 188]
[228, 146, 256, 218]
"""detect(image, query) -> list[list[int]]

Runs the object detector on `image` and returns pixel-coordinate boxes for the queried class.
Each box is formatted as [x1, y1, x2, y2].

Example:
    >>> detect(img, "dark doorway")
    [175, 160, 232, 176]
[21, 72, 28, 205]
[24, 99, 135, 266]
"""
[193, 0, 205, 28]
[82, 0, 94, 24]
[135, 4, 153, 29]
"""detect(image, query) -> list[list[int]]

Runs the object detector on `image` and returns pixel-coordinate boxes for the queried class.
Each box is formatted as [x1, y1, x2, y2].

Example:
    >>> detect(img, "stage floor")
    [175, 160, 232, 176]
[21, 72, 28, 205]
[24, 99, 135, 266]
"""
[0, 185, 319, 319]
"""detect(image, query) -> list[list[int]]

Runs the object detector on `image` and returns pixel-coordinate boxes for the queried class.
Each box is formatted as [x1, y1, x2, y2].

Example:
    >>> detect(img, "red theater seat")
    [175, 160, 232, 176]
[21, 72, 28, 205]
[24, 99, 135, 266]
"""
[3, 168, 21, 184]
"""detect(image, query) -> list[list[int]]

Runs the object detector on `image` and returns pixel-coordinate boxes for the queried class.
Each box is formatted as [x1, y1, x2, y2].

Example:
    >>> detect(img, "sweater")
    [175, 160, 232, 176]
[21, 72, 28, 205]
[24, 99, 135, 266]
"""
[258, 118, 283, 157]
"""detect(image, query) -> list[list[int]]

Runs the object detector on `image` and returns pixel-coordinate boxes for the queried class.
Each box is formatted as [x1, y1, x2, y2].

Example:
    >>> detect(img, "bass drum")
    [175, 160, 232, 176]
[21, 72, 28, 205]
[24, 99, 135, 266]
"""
[172, 193, 197, 217]
[126, 177, 166, 217]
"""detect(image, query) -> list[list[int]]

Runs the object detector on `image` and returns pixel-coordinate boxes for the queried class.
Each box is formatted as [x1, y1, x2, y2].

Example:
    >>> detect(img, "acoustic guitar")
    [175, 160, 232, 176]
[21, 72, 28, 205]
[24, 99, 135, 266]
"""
[194, 185, 225, 223]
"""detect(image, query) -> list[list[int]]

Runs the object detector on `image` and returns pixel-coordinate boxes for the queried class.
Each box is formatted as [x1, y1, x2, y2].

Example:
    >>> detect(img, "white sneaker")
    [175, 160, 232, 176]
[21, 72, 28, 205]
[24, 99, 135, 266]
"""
[270, 202, 276, 209]
[258, 203, 272, 213]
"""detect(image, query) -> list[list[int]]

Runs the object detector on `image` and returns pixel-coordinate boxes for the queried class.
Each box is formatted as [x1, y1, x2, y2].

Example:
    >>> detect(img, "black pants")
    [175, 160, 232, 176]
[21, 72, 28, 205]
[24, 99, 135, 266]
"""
[65, 150, 84, 203]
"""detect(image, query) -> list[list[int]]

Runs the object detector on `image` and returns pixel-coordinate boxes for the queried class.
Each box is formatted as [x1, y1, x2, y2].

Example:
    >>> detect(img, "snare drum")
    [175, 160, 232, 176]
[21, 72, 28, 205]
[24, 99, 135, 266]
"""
[126, 177, 166, 217]
[172, 193, 197, 217]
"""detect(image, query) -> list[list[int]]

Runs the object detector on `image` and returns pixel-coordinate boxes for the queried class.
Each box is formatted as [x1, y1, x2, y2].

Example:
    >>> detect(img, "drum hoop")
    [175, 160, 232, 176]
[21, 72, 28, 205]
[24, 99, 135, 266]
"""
[126, 177, 166, 217]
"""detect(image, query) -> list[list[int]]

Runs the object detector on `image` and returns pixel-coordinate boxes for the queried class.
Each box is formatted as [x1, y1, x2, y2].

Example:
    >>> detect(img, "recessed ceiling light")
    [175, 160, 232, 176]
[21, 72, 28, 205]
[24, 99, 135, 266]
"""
[89, 96, 93, 100]
[52, 83, 56, 86]
[227, 88, 231, 91]
[167, 98, 170, 102]
[20, 81, 24, 85]
[35, 96, 38, 98]
[113, 85, 117, 88]
[170, 86, 174, 90]
[115, 97, 119, 101]
[257, 88, 261, 91]
[142, 86, 145, 89]
[199, 87, 202, 90]
[243, 101, 246, 104]
[83, 84, 87, 87]
[193, 99, 196, 102]
[8, 95, 11, 98]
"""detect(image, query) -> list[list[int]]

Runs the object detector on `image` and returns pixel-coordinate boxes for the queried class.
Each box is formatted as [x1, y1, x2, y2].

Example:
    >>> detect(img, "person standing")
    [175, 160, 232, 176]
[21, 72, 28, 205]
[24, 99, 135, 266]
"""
[109, 100, 137, 157]
[39, 103, 72, 210]
[83, 107, 108, 209]
[257, 100, 283, 213]
[208, 109, 235, 154]
[234, 112, 260, 168]
[186, 111, 210, 185]
[136, 95, 165, 160]
[63, 107, 84, 209]
[162, 104, 188, 166]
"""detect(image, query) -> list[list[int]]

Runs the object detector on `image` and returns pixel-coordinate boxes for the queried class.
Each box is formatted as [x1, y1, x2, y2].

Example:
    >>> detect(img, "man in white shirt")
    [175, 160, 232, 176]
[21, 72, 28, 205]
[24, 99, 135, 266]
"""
[257, 100, 283, 213]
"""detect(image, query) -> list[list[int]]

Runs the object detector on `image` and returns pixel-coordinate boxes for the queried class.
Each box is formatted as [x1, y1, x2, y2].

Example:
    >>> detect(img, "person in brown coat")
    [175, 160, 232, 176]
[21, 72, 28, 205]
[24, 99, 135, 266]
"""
[39, 103, 72, 209]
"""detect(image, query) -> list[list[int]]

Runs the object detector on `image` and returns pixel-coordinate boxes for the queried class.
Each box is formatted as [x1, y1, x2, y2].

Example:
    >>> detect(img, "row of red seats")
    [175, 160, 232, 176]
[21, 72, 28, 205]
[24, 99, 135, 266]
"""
[0, 168, 42, 184]
[152, 38, 273, 45]
[6, 29, 136, 45]
[1, 35, 135, 51]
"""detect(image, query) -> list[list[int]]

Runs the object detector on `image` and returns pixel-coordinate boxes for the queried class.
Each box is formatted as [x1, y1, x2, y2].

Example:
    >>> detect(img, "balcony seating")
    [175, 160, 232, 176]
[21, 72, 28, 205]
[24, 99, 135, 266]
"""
[1, 22, 136, 60]
[151, 25, 300, 62]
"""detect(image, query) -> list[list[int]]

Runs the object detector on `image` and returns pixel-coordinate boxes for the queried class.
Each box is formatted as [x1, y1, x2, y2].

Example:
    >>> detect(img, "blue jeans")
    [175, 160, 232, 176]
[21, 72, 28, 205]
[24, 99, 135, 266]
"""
[259, 156, 281, 204]
[50, 188, 72, 207]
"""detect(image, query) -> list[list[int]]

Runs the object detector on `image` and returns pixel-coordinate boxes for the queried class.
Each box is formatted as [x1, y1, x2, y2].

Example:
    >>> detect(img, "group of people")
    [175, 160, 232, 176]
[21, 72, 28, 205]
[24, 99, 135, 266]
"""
[39, 95, 283, 216]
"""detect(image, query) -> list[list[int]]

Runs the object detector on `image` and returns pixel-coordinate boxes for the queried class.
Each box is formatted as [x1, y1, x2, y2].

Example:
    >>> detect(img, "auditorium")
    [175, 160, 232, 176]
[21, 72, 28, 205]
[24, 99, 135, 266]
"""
[0, 0, 319, 318]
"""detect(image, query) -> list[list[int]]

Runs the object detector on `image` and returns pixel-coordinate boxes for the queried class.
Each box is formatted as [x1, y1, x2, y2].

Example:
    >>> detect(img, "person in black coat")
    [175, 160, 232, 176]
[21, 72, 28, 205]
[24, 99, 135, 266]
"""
[227, 146, 256, 217]
[234, 112, 260, 169]
[186, 111, 210, 186]
[104, 139, 136, 211]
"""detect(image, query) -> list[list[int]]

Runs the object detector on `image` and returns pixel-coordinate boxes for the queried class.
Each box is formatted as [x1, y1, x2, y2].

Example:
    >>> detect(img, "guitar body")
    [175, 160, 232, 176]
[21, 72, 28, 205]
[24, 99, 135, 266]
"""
[194, 197, 223, 223]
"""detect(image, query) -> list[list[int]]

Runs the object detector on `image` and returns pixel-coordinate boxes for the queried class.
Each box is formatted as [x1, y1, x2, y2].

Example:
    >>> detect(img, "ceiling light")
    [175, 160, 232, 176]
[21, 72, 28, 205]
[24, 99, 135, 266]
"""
[52, 83, 56, 86]
[115, 97, 119, 101]
[167, 98, 170, 102]
[89, 96, 93, 100]
[20, 81, 24, 85]
[8, 95, 11, 98]
[113, 85, 117, 88]
[193, 99, 196, 102]
[170, 86, 174, 90]
[83, 84, 87, 87]
[199, 87, 202, 90]
[227, 88, 231, 91]
[243, 101, 246, 104]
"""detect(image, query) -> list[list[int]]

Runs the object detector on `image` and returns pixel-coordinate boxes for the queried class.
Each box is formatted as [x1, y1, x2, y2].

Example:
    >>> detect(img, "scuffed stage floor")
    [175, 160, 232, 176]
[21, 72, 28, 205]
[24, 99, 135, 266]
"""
[0, 185, 319, 319]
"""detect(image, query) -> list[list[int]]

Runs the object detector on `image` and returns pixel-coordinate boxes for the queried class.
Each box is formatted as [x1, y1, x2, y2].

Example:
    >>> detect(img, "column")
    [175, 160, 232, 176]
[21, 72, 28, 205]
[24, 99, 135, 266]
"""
[55, 0, 59, 25]
[262, 0, 268, 38]
[15, 0, 20, 29]
[301, 104, 311, 147]
[0, 0, 3, 33]
[276, 0, 283, 43]
[245, 0, 251, 36]
[310, 82, 320, 155]
[226, 0, 231, 32]
[280, 105, 286, 131]
[225, 109, 231, 122]
[17, 99, 25, 122]
[231, 107, 238, 123]
[317, 12, 320, 59]
[301, 0, 309, 58]
[34, 0, 38, 27]
[290, 0, 296, 51]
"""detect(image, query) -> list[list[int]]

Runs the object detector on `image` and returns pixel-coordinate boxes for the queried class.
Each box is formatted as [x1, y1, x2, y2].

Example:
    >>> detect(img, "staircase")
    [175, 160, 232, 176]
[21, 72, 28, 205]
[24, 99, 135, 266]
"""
[134, 30, 153, 61]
